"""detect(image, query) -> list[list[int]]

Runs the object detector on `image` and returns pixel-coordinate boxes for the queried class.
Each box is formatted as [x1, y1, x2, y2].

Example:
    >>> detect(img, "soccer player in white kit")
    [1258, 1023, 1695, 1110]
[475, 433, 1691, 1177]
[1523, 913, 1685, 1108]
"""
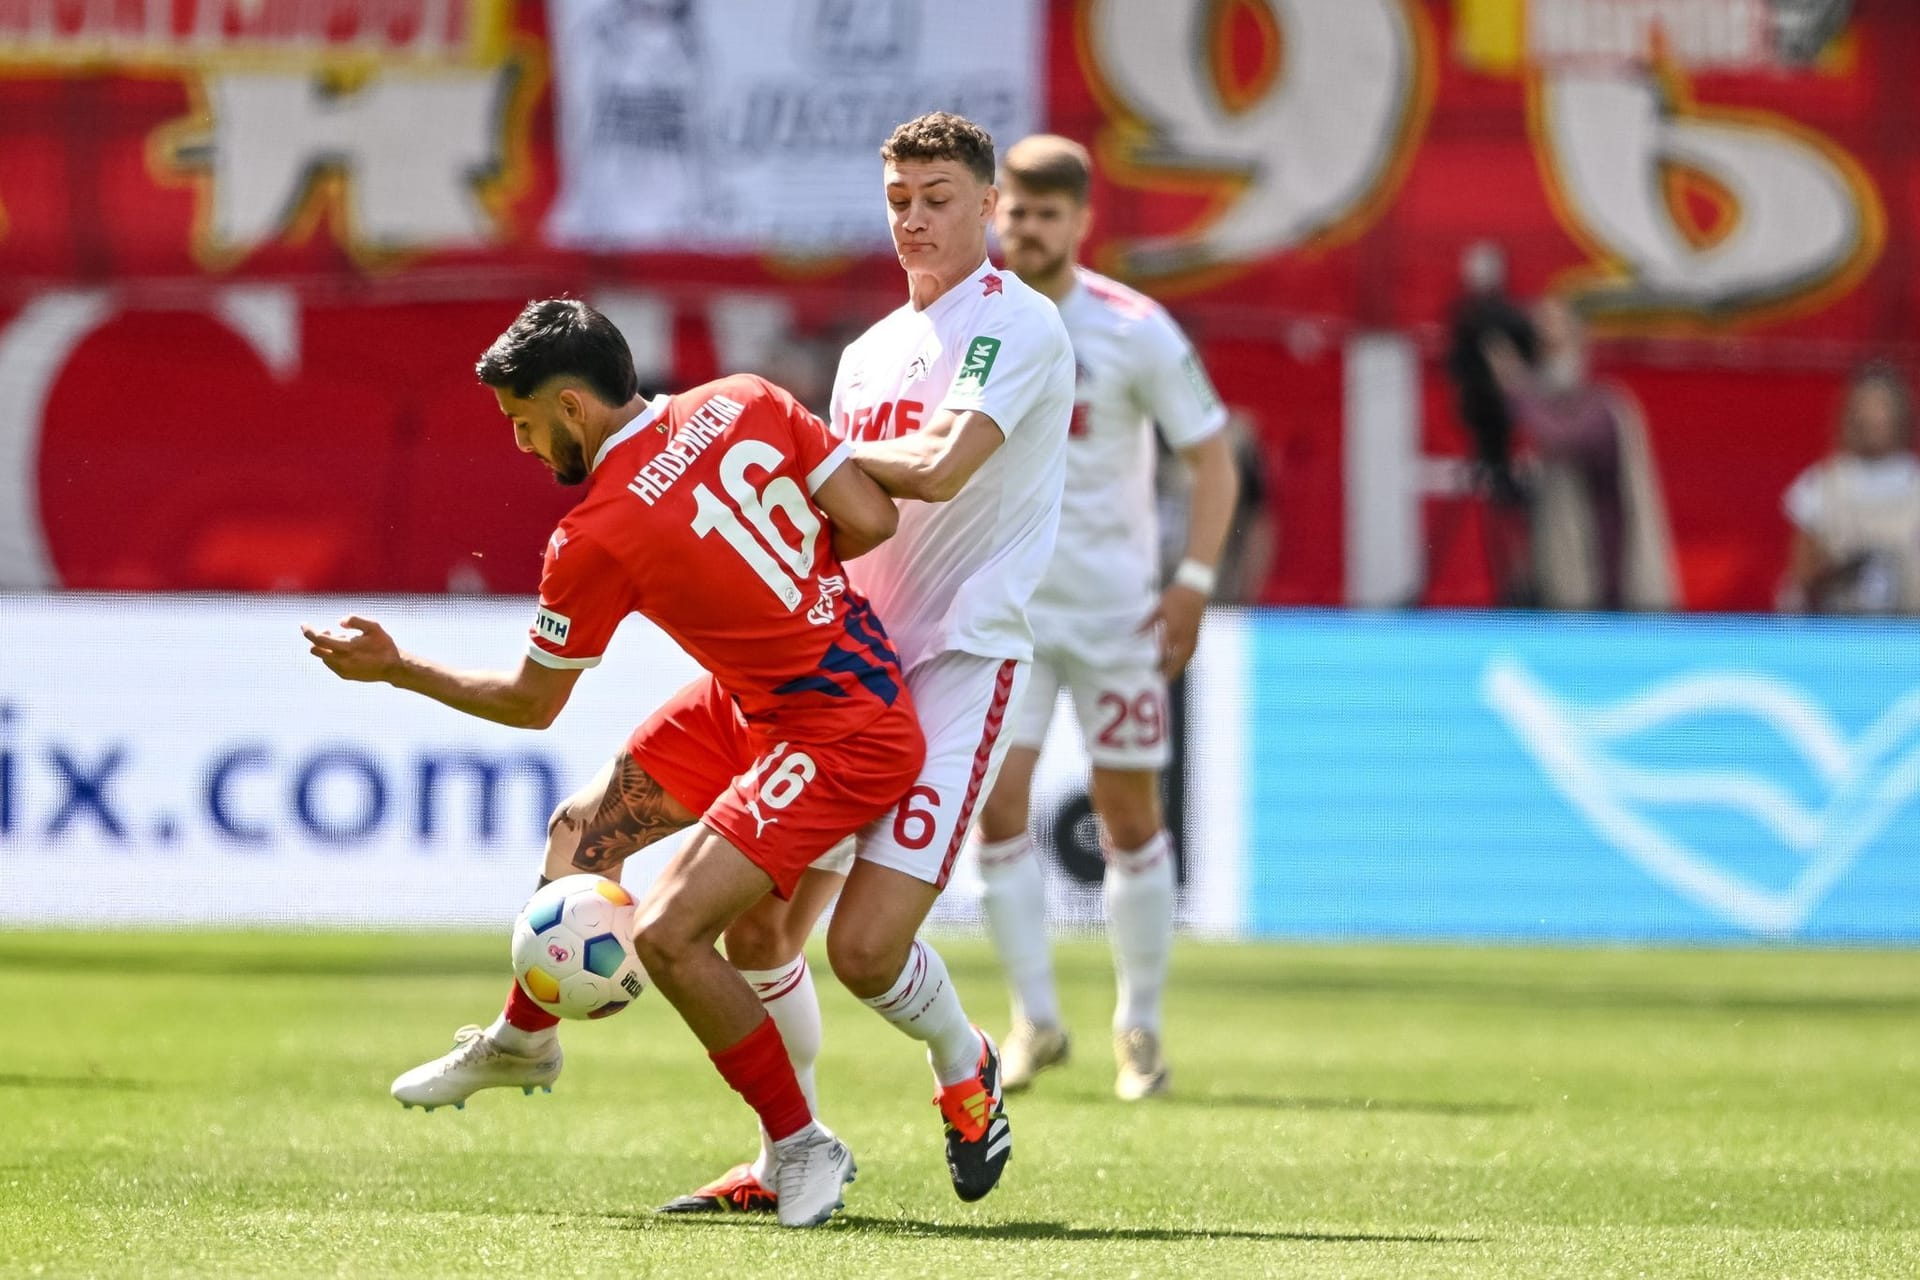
[659, 111, 1076, 1214]
[968, 134, 1239, 1101]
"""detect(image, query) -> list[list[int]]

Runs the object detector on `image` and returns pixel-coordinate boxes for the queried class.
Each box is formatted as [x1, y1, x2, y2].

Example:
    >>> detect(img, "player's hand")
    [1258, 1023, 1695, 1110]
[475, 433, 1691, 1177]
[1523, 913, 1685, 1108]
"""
[1140, 584, 1207, 679]
[301, 616, 402, 684]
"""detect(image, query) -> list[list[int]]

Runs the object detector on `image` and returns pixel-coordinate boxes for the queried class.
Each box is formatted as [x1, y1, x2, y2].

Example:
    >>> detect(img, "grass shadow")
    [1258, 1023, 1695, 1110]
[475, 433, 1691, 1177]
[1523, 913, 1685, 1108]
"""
[601, 1212, 1479, 1244]
[1182, 1093, 1524, 1117]
[0, 1073, 160, 1092]
[832, 1217, 1483, 1244]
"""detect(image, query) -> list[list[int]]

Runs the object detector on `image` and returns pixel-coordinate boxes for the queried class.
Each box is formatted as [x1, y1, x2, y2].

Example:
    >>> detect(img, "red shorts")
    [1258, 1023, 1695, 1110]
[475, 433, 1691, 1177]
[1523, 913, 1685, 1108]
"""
[628, 676, 926, 898]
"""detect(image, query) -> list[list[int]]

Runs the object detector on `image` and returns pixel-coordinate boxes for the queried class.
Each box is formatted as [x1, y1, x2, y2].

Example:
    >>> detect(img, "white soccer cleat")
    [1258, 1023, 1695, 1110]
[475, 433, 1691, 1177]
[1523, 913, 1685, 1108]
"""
[1001, 1020, 1071, 1092]
[1113, 1027, 1171, 1101]
[390, 1024, 563, 1111]
[769, 1125, 856, 1228]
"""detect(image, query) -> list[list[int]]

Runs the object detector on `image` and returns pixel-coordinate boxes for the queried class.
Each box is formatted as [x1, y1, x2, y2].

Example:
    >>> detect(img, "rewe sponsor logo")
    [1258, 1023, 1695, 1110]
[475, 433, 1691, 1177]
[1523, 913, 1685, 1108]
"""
[1483, 656, 1920, 934]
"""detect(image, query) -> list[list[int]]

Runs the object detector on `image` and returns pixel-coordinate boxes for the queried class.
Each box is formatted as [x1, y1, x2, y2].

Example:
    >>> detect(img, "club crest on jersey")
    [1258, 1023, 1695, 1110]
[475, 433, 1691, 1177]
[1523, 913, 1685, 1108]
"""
[954, 336, 1001, 395]
[534, 606, 571, 644]
[982, 273, 1003, 296]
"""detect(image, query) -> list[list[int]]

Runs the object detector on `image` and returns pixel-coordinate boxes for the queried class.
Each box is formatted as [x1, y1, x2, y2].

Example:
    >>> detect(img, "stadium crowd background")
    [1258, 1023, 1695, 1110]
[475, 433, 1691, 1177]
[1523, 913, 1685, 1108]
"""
[3, 0, 1919, 947]
[1, 0, 1915, 612]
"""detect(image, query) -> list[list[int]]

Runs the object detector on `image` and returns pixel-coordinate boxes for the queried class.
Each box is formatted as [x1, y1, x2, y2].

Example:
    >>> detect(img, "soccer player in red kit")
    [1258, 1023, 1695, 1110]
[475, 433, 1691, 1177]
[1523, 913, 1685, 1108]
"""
[303, 299, 922, 1229]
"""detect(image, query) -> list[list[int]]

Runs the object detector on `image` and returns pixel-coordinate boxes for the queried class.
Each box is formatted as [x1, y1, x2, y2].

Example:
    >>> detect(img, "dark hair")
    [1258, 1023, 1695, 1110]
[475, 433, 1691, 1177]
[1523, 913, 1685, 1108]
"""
[475, 299, 639, 406]
[1839, 359, 1914, 452]
[880, 112, 995, 184]
[1001, 133, 1091, 203]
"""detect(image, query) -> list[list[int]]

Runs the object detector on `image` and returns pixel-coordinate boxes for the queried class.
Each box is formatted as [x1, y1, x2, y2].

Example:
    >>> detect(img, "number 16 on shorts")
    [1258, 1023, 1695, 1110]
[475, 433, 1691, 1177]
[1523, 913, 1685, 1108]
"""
[742, 742, 816, 840]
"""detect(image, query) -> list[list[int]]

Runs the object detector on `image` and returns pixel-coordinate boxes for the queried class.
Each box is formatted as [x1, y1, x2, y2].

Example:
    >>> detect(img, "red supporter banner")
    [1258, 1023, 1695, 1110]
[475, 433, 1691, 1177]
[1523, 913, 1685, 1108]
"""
[0, 0, 1913, 611]
[0, 0, 495, 63]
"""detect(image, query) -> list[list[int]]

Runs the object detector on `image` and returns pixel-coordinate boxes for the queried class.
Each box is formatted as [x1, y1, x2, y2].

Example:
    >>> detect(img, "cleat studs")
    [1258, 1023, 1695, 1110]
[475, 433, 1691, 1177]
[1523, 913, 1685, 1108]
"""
[522, 1086, 534, 1096]
[454, 1102, 465, 1110]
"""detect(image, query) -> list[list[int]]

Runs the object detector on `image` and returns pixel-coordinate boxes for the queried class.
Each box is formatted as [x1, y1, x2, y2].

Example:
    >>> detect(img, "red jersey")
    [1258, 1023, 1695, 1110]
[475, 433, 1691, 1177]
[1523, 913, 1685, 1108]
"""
[526, 374, 906, 735]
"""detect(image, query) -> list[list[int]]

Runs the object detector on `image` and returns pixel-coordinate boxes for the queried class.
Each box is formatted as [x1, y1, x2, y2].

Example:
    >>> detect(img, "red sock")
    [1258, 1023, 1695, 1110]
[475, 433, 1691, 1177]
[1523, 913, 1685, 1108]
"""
[504, 979, 561, 1032]
[709, 1016, 812, 1142]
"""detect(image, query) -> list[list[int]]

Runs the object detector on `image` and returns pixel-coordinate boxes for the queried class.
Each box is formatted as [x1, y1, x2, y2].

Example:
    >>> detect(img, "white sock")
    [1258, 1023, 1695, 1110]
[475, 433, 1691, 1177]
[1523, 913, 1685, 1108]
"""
[741, 956, 821, 1183]
[975, 832, 1061, 1028]
[1104, 832, 1175, 1036]
[863, 938, 984, 1087]
[484, 1015, 555, 1054]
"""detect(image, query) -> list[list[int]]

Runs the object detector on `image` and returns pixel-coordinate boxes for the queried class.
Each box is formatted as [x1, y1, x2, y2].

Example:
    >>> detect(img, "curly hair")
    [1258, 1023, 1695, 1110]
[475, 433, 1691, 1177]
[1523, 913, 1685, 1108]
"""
[879, 112, 995, 184]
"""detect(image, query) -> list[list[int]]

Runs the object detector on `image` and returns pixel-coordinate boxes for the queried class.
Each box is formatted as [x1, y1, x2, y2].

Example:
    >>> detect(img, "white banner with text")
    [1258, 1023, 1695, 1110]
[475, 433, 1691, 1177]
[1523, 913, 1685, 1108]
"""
[0, 595, 1241, 933]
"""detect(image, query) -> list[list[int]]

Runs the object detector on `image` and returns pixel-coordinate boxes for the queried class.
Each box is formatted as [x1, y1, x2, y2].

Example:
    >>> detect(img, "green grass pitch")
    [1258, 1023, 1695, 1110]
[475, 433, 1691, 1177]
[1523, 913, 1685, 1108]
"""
[5, 932, 1918, 1277]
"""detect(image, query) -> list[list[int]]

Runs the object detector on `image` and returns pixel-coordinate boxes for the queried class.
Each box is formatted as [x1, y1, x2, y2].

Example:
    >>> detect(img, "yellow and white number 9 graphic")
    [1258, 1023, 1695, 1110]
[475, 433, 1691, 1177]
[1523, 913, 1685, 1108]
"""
[1080, 0, 1432, 283]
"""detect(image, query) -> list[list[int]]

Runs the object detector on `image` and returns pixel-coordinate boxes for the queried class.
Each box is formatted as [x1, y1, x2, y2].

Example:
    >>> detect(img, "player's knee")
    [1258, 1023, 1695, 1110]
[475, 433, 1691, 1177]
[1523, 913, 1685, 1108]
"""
[975, 782, 1029, 844]
[1102, 807, 1162, 854]
[723, 914, 801, 970]
[631, 905, 699, 978]
[1093, 775, 1163, 852]
[825, 928, 905, 1000]
[541, 804, 587, 878]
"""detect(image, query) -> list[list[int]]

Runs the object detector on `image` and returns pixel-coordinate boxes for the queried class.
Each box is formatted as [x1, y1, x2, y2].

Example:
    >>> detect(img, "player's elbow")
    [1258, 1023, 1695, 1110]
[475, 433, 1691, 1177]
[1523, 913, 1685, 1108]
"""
[920, 475, 965, 503]
[518, 692, 569, 731]
[854, 499, 899, 543]
[914, 458, 969, 503]
[829, 500, 897, 561]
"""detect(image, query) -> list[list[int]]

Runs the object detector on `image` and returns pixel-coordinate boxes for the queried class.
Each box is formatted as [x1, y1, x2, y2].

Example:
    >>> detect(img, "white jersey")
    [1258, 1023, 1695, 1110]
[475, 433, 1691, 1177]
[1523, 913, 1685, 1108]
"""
[1028, 268, 1228, 630]
[831, 257, 1075, 673]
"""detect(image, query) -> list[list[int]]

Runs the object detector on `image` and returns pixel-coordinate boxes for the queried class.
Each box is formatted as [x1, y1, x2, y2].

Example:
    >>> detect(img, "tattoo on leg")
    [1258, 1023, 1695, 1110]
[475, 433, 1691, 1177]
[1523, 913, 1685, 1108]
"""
[572, 756, 688, 873]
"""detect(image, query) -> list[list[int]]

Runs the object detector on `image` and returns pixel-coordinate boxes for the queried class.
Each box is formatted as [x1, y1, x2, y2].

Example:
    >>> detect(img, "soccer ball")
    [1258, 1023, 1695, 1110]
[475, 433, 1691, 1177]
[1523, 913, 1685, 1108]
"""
[510, 874, 651, 1021]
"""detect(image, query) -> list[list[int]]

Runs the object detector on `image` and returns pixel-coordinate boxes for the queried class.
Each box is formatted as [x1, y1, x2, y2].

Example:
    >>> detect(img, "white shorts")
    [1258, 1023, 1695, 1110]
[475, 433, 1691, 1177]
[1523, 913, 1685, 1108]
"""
[842, 650, 1028, 888]
[1009, 624, 1170, 771]
[810, 835, 857, 876]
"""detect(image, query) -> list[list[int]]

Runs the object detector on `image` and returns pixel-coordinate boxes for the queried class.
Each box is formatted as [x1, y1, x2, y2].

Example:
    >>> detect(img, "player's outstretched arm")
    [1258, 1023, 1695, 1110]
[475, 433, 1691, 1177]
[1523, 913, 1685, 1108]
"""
[812, 453, 899, 560]
[851, 408, 1005, 503]
[301, 615, 583, 729]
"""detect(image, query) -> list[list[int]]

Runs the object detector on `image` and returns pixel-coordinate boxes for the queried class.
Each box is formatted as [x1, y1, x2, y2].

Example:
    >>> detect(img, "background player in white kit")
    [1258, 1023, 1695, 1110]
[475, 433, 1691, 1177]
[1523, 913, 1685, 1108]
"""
[968, 134, 1239, 1101]
[660, 111, 1076, 1214]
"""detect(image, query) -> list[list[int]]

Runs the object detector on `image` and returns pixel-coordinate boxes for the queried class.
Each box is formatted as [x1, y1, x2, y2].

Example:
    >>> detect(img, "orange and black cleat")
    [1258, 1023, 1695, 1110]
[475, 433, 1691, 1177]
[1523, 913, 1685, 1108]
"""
[655, 1163, 777, 1215]
[935, 1028, 1012, 1202]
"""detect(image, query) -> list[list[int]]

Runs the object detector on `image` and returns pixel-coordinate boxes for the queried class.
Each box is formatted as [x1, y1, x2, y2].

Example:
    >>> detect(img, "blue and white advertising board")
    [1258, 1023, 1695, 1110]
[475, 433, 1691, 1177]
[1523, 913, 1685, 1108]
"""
[0, 595, 1154, 930]
[1232, 611, 1920, 942]
[5, 598, 1916, 942]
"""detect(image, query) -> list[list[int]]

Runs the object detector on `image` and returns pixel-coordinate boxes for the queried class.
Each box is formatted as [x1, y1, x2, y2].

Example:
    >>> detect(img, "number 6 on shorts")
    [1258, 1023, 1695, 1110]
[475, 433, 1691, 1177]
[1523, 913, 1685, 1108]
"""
[892, 785, 941, 850]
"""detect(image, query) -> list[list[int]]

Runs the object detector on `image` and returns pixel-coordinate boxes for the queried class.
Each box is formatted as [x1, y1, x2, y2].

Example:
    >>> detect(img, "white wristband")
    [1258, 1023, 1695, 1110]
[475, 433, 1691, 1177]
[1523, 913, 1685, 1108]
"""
[1172, 559, 1217, 596]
